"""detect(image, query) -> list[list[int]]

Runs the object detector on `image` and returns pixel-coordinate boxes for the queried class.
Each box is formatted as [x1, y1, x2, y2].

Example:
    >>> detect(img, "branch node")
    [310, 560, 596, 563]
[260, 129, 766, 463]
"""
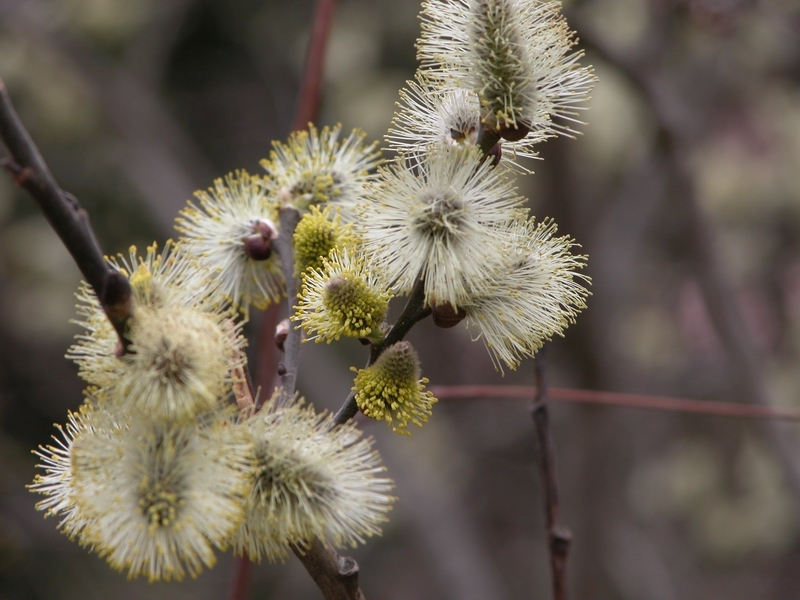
[338, 555, 359, 578]
[62, 191, 81, 211]
[2, 158, 33, 185]
[550, 526, 572, 553]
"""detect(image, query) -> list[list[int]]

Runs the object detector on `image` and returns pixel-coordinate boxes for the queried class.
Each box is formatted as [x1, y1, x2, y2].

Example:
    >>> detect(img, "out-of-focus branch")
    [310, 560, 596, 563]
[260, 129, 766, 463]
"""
[432, 385, 800, 421]
[292, 0, 337, 132]
[530, 349, 571, 600]
[227, 552, 254, 600]
[0, 0, 217, 234]
[0, 77, 132, 350]
[579, 26, 800, 503]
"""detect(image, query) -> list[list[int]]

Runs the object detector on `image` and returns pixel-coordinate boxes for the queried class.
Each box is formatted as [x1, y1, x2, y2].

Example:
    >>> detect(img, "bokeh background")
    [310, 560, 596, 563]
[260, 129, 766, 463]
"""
[2, 0, 800, 598]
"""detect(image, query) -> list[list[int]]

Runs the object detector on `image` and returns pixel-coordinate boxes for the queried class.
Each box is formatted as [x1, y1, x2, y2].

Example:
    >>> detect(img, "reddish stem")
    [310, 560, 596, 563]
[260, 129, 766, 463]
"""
[432, 385, 800, 421]
[227, 555, 253, 600]
[292, 0, 337, 132]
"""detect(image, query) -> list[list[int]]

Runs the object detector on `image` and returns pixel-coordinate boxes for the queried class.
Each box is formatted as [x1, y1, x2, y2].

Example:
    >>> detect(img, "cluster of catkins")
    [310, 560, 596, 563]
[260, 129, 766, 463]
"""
[30, 0, 593, 584]
[31, 238, 394, 581]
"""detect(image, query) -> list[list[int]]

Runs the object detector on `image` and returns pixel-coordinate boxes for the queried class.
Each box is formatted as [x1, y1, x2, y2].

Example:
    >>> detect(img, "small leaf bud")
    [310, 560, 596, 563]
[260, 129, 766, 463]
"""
[243, 233, 272, 260]
[431, 302, 467, 328]
[275, 318, 290, 352]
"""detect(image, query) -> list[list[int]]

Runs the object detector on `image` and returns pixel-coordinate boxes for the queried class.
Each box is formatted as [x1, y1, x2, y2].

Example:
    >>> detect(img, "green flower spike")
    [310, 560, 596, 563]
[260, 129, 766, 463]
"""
[352, 341, 438, 435]
[293, 205, 356, 276]
[294, 247, 391, 343]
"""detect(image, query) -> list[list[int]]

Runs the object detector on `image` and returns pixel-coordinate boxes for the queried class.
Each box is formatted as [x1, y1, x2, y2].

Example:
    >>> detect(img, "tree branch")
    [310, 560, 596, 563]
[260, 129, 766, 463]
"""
[579, 24, 800, 505]
[0, 76, 132, 350]
[432, 385, 800, 421]
[292, 0, 337, 132]
[530, 347, 571, 600]
[273, 206, 303, 400]
[292, 539, 365, 600]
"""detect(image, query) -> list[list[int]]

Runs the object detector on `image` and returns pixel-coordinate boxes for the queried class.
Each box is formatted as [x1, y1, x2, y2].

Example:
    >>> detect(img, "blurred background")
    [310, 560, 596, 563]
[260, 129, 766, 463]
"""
[2, 0, 800, 598]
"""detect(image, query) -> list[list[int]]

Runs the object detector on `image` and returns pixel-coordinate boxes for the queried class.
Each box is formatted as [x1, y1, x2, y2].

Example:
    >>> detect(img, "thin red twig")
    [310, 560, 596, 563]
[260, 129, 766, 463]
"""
[432, 385, 800, 421]
[292, 0, 337, 132]
[227, 555, 253, 600]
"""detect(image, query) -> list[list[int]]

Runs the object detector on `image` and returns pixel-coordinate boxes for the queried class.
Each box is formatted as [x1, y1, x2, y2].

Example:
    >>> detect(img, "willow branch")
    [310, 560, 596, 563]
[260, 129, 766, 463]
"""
[432, 385, 800, 421]
[261, 0, 367, 596]
[227, 554, 254, 600]
[272, 202, 365, 600]
[273, 207, 303, 399]
[292, 0, 337, 131]
[0, 76, 132, 349]
[530, 349, 571, 600]
[293, 538, 365, 600]
[370, 279, 431, 363]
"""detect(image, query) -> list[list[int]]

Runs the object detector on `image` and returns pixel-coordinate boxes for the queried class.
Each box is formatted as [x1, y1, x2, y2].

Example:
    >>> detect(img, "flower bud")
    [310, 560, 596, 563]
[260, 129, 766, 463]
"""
[351, 341, 438, 435]
[243, 233, 272, 260]
[275, 318, 290, 352]
[293, 206, 355, 276]
[431, 302, 467, 328]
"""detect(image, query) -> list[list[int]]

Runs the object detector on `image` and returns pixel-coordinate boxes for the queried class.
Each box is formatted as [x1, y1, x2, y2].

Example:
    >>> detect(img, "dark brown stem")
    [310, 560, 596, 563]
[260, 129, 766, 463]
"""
[259, 0, 368, 597]
[0, 76, 132, 350]
[369, 279, 431, 363]
[530, 347, 571, 600]
[292, 0, 337, 131]
[333, 279, 431, 425]
[292, 539, 365, 600]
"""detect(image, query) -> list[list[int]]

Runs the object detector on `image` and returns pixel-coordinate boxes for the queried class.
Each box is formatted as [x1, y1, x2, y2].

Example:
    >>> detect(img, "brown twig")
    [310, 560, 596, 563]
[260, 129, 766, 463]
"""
[227, 554, 253, 600]
[293, 539, 365, 600]
[0, 76, 132, 350]
[530, 348, 571, 600]
[292, 0, 337, 132]
[273, 206, 303, 401]
[432, 385, 800, 421]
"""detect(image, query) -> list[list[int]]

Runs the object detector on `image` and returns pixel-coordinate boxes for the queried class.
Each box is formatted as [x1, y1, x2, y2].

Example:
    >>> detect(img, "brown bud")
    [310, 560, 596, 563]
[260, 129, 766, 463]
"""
[431, 303, 467, 328]
[243, 233, 272, 260]
[498, 123, 530, 142]
[275, 318, 290, 352]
